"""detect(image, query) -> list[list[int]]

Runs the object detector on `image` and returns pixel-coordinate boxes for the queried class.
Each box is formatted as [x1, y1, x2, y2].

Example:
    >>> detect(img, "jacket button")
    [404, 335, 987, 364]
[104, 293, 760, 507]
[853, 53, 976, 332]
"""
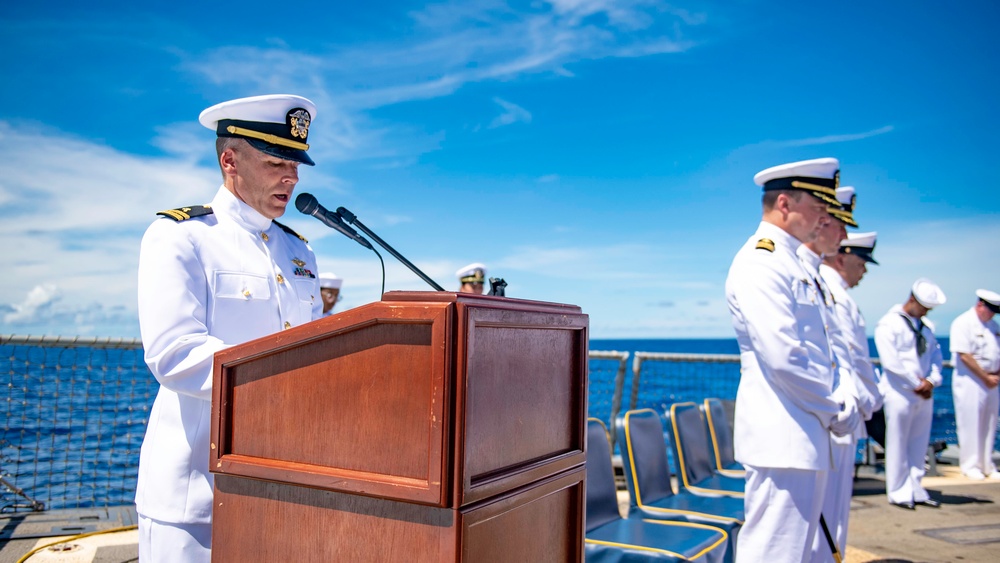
[284, 321, 291, 329]
[261, 233, 269, 242]
[276, 274, 285, 284]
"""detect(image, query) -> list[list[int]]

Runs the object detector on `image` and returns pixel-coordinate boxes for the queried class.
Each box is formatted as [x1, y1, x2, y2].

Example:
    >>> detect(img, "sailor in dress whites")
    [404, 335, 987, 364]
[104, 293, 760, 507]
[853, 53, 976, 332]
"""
[726, 157, 858, 563]
[798, 191, 862, 562]
[319, 272, 343, 317]
[456, 262, 487, 294]
[874, 278, 946, 509]
[136, 94, 323, 562]
[949, 289, 1000, 480]
[822, 231, 882, 426]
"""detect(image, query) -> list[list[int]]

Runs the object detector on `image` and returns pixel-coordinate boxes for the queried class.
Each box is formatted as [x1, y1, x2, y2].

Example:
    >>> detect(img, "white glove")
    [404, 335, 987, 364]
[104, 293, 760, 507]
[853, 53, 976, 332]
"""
[829, 395, 860, 437]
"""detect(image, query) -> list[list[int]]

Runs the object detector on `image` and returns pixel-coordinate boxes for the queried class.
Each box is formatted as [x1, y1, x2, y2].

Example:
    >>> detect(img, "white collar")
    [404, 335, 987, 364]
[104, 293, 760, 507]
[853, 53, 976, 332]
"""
[211, 186, 272, 233]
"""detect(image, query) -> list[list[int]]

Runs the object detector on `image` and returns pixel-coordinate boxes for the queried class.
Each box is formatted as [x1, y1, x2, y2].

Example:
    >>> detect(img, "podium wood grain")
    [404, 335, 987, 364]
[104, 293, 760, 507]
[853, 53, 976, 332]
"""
[210, 292, 588, 561]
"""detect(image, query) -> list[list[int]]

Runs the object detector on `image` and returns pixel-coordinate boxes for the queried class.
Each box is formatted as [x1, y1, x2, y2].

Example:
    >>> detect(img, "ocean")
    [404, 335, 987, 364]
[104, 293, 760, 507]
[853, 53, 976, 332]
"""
[0, 336, 982, 511]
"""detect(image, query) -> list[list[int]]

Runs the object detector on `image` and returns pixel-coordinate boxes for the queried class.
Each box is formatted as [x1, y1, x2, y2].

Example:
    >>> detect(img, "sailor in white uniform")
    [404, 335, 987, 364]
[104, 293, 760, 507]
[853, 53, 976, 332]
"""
[822, 231, 882, 424]
[319, 272, 343, 317]
[874, 278, 946, 509]
[949, 289, 1000, 480]
[456, 262, 487, 294]
[726, 158, 858, 563]
[800, 186, 865, 562]
[136, 94, 323, 562]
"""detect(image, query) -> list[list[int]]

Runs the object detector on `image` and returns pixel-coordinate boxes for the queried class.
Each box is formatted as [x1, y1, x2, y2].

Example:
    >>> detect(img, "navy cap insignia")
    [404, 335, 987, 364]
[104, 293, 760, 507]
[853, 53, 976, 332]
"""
[755, 238, 775, 252]
[156, 205, 213, 221]
[833, 170, 840, 190]
[288, 109, 311, 140]
[292, 258, 306, 267]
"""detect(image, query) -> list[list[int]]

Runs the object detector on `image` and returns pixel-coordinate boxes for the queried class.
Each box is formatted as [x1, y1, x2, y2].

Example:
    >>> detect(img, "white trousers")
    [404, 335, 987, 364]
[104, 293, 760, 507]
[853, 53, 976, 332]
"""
[883, 387, 933, 504]
[138, 514, 211, 563]
[953, 373, 999, 476]
[737, 465, 827, 563]
[808, 436, 855, 562]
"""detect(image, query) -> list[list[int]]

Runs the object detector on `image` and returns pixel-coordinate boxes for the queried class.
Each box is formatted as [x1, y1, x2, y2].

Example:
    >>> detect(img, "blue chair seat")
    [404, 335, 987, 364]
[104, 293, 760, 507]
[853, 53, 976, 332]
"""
[586, 518, 729, 563]
[627, 495, 743, 524]
[667, 403, 745, 498]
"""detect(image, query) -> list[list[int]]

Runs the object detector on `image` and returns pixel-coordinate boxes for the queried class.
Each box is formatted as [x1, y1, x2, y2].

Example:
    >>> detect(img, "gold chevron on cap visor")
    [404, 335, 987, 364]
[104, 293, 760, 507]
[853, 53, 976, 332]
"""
[226, 126, 310, 151]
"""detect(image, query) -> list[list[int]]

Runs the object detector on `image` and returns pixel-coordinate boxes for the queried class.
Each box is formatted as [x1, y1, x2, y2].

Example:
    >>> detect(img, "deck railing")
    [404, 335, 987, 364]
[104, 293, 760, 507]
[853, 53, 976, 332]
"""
[2, 334, 956, 512]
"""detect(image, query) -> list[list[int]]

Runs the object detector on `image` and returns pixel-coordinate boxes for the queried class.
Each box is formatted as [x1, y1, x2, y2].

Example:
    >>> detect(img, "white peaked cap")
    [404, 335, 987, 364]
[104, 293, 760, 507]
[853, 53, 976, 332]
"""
[198, 94, 318, 129]
[198, 94, 318, 165]
[319, 272, 342, 289]
[456, 262, 487, 281]
[753, 157, 839, 186]
[841, 231, 877, 249]
[835, 186, 855, 205]
[753, 157, 840, 205]
[911, 278, 947, 308]
[976, 289, 1000, 307]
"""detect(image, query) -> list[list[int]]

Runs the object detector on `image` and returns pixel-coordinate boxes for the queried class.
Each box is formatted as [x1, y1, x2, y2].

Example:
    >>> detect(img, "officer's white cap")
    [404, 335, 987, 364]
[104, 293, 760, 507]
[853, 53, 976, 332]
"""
[456, 263, 487, 283]
[319, 272, 342, 289]
[911, 278, 946, 308]
[753, 157, 840, 205]
[839, 230, 877, 264]
[976, 289, 1000, 313]
[199, 94, 317, 166]
[829, 186, 858, 227]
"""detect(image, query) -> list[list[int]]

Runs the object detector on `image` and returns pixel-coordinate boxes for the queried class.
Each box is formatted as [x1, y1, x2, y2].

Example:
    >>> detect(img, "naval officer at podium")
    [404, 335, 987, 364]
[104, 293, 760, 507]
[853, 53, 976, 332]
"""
[136, 94, 323, 562]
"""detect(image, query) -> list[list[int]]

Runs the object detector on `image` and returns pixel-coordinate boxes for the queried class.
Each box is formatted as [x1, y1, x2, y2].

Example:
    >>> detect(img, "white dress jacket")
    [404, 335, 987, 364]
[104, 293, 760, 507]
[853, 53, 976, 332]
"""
[726, 222, 839, 471]
[136, 186, 322, 524]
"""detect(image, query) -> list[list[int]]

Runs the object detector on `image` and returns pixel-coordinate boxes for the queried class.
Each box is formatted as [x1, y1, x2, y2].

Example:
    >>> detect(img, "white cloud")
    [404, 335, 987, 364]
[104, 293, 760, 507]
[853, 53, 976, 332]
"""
[177, 0, 700, 166]
[3, 284, 60, 324]
[489, 97, 532, 128]
[0, 121, 220, 335]
[777, 125, 895, 148]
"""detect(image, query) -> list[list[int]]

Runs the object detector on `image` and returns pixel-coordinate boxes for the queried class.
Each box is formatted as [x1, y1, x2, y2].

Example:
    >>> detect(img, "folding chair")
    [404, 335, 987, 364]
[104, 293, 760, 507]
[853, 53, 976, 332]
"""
[586, 418, 729, 563]
[617, 409, 743, 563]
[665, 403, 744, 497]
[701, 399, 744, 477]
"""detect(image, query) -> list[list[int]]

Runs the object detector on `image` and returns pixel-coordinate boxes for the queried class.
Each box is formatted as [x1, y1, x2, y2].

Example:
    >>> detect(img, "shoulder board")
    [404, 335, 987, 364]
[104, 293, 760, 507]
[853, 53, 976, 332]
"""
[274, 220, 308, 243]
[157, 205, 213, 222]
[755, 238, 775, 252]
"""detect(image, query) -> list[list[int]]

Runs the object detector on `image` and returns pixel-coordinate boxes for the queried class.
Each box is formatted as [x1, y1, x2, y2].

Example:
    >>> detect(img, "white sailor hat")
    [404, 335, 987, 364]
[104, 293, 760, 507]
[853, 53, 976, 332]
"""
[976, 289, 1000, 314]
[199, 94, 317, 166]
[839, 231, 878, 264]
[318, 272, 342, 290]
[829, 186, 858, 228]
[456, 262, 487, 284]
[911, 278, 946, 308]
[753, 157, 841, 206]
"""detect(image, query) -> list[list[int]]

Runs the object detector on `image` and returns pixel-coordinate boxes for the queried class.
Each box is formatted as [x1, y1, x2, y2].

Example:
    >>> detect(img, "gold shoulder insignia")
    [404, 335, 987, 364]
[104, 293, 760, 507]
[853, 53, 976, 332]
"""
[755, 238, 775, 252]
[156, 205, 213, 222]
[273, 220, 308, 243]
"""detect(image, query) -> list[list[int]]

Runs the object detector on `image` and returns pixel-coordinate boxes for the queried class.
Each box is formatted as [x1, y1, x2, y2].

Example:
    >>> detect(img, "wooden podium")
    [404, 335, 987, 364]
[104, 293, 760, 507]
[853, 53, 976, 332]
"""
[209, 291, 588, 562]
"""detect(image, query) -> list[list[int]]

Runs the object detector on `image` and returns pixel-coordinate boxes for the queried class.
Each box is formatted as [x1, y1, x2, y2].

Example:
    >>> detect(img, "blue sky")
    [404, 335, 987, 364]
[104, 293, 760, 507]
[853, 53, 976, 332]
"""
[1, 0, 998, 339]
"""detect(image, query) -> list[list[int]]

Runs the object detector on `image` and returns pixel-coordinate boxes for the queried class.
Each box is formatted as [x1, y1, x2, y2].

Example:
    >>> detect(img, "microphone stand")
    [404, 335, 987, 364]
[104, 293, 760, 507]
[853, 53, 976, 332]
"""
[336, 207, 446, 292]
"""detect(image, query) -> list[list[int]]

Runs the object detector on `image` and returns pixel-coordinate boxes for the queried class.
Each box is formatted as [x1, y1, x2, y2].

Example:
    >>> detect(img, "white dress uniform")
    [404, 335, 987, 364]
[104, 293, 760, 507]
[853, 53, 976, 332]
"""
[949, 305, 1000, 478]
[822, 265, 881, 420]
[727, 222, 842, 563]
[800, 247, 859, 563]
[874, 302, 944, 505]
[136, 186, 321, 554]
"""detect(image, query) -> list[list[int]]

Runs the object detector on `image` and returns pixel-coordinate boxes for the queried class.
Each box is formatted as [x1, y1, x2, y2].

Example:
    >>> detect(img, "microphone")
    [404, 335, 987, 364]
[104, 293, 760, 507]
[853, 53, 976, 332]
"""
[295, 193, 373, 250]
[336, 205, 446, 291]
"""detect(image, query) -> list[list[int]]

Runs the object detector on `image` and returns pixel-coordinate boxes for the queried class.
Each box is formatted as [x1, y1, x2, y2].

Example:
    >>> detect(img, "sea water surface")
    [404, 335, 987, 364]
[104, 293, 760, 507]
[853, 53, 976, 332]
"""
[0, 336, 981, 511]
